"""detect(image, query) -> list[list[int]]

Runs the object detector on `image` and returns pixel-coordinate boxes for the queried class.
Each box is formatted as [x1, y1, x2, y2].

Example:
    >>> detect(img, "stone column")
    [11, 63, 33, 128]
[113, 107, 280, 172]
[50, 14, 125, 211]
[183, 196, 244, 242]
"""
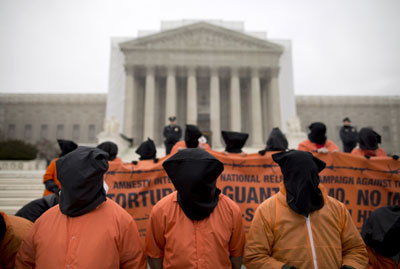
[230, 67, 241, 131]
[210, 67, 222, 148]
[186, 67, 197, 125]
[123, 66, 134, 138]
[251, 68, 263, 146]
[165, 66, 177, 125]
[268, 67, 282, 129]
[143, 66, 156, 140]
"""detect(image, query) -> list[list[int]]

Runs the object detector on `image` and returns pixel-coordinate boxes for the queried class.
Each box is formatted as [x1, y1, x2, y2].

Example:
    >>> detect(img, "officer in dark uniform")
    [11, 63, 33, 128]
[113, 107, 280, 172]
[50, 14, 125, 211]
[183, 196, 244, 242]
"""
[163, 116, 182, 155]
[339, 117, 358, 153]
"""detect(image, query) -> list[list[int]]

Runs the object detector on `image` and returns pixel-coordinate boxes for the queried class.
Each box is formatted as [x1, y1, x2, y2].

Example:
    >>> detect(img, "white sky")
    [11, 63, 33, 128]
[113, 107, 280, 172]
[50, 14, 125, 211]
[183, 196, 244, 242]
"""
[0, 0, 399, 95]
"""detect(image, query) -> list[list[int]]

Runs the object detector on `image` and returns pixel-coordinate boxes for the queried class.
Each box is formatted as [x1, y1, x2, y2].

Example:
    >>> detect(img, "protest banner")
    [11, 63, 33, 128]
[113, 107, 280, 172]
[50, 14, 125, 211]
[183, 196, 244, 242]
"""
[104, 151, 400, 242]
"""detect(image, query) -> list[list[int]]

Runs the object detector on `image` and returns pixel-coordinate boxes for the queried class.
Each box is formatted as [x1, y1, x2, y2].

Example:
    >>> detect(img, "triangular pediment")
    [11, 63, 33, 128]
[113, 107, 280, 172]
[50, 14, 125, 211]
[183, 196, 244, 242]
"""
[120, 22, 283, 52]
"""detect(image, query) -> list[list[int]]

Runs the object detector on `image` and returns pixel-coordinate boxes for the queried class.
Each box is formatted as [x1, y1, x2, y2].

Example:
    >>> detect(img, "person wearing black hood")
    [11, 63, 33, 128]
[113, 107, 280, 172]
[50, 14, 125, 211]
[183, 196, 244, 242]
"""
[16, 147, 147, 268]
[222, 130, 249, 156]
[361, 205, 400, 268]
[351, 127, 387, 157]
[298, 122, 339, 153]
[15, 194, 59, 223]
[145, 149, 245, 269]
[132, 138, 159, 169]
[42, 139, 77, 197]
[244, 150, 368, 269]
[163, 116, 182, 155]
[259, 127, 288, 155]
[339, 117, 358, 153]
[169, 124, 211, 155]
[96, 140, 123, 170]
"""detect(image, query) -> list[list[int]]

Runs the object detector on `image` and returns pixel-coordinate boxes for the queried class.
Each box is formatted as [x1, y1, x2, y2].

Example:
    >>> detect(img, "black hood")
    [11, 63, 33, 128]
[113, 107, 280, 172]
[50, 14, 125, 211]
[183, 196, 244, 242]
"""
[222, 131, 249, 153]
[308, 122, 327, 145]
[57, 139, 78, 157]
[184, 124, 202, 148]
[358, 128, 381, 150]
[272, 150, 326, 217]
[97, 141, 118, 161]
[136, 138, 156, 160]
[266, 128, 288, 151]
[361, 206, 400, 257]
[163, 148, 224, 221]
[56, 147, 108, 217]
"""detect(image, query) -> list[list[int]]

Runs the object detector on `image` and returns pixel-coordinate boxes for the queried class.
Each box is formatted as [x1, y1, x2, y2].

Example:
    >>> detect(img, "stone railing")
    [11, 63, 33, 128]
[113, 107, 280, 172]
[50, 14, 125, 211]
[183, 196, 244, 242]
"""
[0, 160, 47, 170]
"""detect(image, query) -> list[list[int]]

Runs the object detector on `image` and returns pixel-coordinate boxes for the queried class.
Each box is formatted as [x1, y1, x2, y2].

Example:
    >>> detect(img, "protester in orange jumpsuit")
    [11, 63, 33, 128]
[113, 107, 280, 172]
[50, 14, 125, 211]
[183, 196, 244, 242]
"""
[170, 124, 210, 155]
[221, 130, 249, 156]
[351, 128, 387, 157]
[146, 149, 245, 269]
[259, 127, 288, 155]
[16, 147, 146, 268]
[298, 122, 339, 153]
[244, 150, 368, 268]
[97, 140, 124, 170]
[42, 139, 77, 196]
[131, 138, 159, 169]
[0, 212, 32, 268]
[361, 205, 400, 268]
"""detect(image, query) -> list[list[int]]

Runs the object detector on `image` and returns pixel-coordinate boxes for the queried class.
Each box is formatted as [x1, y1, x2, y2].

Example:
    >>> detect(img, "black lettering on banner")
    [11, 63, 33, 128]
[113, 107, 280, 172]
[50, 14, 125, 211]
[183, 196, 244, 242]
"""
[357, 190, 382, 206]
[116, 193, 126, 208]
[222, 186, 280, 204]
[328, 188, 346, 203]
[357, 210, 372, 224]
[387, 192, 400, 206]
[245, 208, 254, 222]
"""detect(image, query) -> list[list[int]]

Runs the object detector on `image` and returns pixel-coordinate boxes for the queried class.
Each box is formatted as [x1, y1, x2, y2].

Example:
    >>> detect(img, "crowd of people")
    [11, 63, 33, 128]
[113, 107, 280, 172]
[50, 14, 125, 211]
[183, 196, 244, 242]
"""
[1, 115, 399, 269]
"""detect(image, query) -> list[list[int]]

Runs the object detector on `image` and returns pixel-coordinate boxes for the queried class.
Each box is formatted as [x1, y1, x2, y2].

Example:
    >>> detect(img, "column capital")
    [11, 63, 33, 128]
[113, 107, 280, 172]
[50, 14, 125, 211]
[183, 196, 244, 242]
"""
[230, 67, 239, 77]
[124, 65, 134, 75]
[251, 67, 260, 78]
[270, 67, 280, 78]
[210, 66, 219, 77]
[146, 65, 155, 76]
[187, 66, 196, 76]
[166, 65, 176, 76]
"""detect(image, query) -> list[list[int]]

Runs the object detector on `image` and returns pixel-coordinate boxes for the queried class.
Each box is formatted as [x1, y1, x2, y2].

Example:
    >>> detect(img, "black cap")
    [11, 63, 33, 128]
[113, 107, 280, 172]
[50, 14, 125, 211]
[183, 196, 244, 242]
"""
[168, 116, 176, 122]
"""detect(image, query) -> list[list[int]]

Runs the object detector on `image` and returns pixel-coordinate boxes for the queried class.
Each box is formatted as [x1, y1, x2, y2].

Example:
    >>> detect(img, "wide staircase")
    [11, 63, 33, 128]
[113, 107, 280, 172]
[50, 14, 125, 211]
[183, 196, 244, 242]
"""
[0, 170, 45, 215]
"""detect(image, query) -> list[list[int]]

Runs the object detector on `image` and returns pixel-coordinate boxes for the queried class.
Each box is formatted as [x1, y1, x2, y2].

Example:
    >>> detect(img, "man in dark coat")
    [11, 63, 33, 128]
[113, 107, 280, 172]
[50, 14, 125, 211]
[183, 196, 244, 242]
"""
[163, 116, 182, 155]
[339, 117, 358, 153]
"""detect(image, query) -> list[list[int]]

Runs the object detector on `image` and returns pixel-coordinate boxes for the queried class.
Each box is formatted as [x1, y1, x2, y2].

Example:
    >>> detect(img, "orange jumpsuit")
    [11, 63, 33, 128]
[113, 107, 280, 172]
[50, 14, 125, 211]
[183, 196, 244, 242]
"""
[298, 139, 339, 152]
[351, 148, 387, 157]
[244, 184, 368, 269]
[0, 212, 33, 268]
[146, 191, 245, 268]
[42, 158, 59, 197]
[16, 199, 146, 269]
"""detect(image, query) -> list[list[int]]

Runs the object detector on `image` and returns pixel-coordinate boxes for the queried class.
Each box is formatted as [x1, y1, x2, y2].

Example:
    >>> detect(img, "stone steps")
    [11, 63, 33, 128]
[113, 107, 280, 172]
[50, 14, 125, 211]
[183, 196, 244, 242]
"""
[0, 170, 45, 215]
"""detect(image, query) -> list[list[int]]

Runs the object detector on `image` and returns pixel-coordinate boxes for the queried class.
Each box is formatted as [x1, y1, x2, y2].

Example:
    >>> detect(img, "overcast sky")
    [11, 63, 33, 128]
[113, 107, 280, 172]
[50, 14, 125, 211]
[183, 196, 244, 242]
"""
[0, 0, 399, 95]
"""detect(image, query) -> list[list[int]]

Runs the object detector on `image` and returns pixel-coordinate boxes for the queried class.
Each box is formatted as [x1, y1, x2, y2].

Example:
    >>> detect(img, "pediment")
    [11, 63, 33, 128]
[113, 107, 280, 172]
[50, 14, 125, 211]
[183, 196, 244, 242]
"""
[120, 22, 283, 53]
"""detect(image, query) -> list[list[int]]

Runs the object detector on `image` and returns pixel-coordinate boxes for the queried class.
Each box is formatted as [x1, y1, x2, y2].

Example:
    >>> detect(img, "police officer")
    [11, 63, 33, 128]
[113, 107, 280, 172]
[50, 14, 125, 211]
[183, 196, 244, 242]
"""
[339, 117, 358, 153]
[163, 116, 182, 155]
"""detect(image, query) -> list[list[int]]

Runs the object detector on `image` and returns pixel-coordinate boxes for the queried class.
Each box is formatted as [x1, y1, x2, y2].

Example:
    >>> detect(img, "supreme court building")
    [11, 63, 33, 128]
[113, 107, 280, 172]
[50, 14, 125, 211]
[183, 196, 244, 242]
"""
[106, 20, 296, 147]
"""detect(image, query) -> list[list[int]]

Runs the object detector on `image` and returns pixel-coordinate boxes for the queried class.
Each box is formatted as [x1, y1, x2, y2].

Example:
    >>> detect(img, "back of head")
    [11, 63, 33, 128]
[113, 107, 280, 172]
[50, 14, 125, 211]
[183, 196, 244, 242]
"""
[56, 147, 109, 217]
[136, 138, 156, 160]
[221, 131, 249, 153]
[362, 205, 400, 258]
[358, 128, 381, 150]
[163, 148, 224, 220]
[184, 124, 202, 148]
[272, 150, 326, 216]
[97, 141, 118, 161]
[308, 122, 327, 145]
[266, 128, 288, 151]
[57, 139, 78, 157]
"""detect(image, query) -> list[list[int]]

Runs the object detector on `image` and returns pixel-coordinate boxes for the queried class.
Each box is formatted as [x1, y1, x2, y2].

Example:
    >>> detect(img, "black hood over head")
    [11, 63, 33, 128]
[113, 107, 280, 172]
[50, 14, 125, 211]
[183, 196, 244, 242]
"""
[96, 141, 118, 161]
[222, 131, 249, 153]
[184, 124, 202, 148]
[57, 139, 78, 157]
[308, 122, 327, 145]
[266, 128, 288, 151]
[361, 206, 400, 258]
[272, 150, 326, 217]
[56, 147, 108, 217]
[163, 148, 224, 221]
[136, 138, 156, 160]
[358, 128, 381, 150]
